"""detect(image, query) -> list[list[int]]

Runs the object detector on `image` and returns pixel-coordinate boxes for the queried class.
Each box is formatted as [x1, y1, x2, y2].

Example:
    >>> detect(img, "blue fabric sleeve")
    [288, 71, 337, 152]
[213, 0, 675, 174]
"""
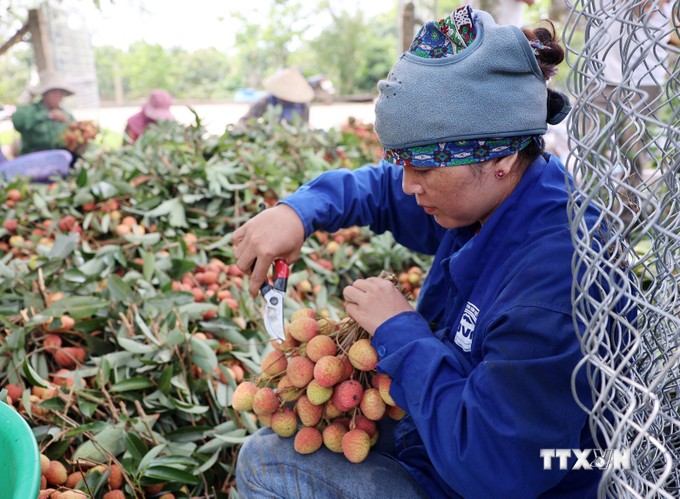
[372, 306, 591, 498]
[280, 160, 445, 255]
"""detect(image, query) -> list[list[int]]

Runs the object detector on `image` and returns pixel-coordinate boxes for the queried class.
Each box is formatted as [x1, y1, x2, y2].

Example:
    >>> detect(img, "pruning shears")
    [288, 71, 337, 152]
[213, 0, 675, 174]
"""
[260, 258, 289, 343]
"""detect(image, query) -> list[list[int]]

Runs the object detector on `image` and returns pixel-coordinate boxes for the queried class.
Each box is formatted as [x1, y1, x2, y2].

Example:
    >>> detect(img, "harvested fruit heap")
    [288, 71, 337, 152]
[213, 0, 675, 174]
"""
[231, 273, 407, 464]
[0, 117, 430, 497]
[62, 120, 99, 154]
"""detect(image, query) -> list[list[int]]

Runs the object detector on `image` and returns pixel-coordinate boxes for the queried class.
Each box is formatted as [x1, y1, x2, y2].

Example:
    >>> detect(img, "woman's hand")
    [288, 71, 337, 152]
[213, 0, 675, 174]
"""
[48, 109, 68, 122]
[233, 204, 306, 297]
[343, 277, 414, 335]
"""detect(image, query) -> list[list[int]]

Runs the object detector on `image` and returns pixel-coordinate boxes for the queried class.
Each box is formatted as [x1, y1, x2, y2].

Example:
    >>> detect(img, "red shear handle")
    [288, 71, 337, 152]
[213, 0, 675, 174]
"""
[271, 258, 289, 292]
[273, 258, 290, 279]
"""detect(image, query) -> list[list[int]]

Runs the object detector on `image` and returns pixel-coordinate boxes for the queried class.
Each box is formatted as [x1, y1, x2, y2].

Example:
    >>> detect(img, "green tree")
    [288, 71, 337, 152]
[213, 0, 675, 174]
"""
[231, 0, 312, 88]
[169, 48, 231, 100]
[93, 45, 124, 102]
[119, 42, 178, 100]
[0, 44, 32, 103]
[310, 5, 397, 96]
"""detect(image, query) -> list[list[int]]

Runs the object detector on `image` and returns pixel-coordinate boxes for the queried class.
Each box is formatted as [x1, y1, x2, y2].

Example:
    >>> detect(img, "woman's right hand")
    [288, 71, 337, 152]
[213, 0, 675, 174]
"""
[233, 204, 306, 297]
[48, 109, 68, 122]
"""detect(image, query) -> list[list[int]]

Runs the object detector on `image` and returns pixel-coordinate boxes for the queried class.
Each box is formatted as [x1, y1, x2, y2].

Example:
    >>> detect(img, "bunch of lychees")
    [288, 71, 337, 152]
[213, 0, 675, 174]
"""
[231, 273, 407, 463]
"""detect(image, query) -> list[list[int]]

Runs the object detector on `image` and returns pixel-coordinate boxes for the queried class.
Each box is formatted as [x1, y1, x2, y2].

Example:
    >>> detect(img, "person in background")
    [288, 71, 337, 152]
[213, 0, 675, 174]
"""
[124, 89, 175, 144]
[232, 5, 634, 498]
[470, 0, 534, 27]
[11, 71, 75, 155]
[238, 68, 314, 127]
[592, 0, 672, 224]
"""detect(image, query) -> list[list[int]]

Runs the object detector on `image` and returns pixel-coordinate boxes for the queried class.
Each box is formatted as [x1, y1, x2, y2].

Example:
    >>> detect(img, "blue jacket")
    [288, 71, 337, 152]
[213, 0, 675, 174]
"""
[282, 153, 628, 498]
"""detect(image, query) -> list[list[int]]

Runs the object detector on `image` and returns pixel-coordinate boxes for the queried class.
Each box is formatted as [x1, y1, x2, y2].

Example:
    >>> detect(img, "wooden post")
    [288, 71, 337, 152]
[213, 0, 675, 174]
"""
[28, 8, 54, 73]
[401, 2, 416, 53]
[113, 62, 124, 105]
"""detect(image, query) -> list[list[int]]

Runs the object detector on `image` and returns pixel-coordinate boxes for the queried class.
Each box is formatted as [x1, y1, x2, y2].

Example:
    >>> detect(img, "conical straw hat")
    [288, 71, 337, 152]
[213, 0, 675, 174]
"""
[263, 69, 314, 104]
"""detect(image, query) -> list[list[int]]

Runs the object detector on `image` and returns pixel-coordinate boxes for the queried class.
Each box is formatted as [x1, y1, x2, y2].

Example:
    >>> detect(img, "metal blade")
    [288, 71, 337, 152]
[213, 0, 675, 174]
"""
[262, 289, 285, 342]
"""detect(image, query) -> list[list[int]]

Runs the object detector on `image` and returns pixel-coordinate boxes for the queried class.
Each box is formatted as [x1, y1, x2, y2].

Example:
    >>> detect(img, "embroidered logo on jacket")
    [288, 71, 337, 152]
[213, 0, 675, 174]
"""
[454, 301, 479, 352]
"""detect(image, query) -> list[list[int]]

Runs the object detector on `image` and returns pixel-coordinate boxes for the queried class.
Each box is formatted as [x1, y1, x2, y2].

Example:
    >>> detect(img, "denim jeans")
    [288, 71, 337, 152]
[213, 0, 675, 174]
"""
[235, 427, 428, 498]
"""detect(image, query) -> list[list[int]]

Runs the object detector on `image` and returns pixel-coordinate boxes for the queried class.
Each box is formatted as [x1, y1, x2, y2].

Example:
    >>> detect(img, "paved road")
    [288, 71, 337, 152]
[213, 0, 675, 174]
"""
[74, 101, 378, 137]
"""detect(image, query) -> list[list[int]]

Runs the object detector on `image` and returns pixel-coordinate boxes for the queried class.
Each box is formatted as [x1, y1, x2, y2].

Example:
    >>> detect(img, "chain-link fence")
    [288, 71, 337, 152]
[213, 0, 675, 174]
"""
[563, 0, 680, 497]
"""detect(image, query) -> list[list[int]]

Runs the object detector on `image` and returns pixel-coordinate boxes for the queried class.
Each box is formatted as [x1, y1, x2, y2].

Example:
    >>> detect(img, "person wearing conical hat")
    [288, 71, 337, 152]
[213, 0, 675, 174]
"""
[233, 5, 634, 498]
[11, 71, 76, 155]
[124, 89, 176, 144]
[238, 68, 314, 127]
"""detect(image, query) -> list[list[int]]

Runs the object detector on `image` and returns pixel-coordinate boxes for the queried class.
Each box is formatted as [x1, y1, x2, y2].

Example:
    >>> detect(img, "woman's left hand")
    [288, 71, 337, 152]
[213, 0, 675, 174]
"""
[343, 277, 414, 335]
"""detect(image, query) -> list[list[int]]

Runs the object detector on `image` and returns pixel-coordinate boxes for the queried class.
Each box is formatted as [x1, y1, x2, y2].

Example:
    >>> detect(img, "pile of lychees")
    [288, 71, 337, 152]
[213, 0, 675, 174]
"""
[231, 274, 407, 464]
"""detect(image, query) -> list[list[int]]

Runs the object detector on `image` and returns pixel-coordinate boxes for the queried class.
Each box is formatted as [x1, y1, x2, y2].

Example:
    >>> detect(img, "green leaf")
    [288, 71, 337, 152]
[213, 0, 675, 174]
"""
[167, 259, 196, 280]
[142, 465, 200, 485]
[190, 336, 218, 374]
[143, 251, 155, 281]
[116, 337, 156, 354]
[22, 359, 49, 388]
[158, 365, 173, 393]
[123, 233, 161, 246]
[125, 432, 149, 462]
[72, 427, 127, 461]
[48, 232, 80, 259]
[65, 421, 109, 437]
[179, 302, 218, 319]
[107, 274, 134, 303]
[110, 377, 155, 392]
[42, 296, 109, 319]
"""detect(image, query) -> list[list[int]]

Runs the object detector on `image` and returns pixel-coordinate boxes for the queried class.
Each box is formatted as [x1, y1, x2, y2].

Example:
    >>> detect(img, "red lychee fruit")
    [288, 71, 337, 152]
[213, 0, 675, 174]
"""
[102, 491, 126, 499]
[4, 383, 22, 402]
[231, 381, 260, 412]
[289, 317, 319, 343]
[352, 414, 378, 438]
[289, 307, 317, 322]
[2, 219, 17, 232]
[347, 338, 378, 371]
[58, 215, 78, 233]
[286, 356, 315, 388]
[53, 346, 86, 368]
[270, 406, 298, 437]
[373, 373, 396, 406]
[332, 379, 364, 412]
[65, 471, 83, 488]
[40, 453, 50, 474]
[260, 349, 288, 376]
[43, 334, 62, 352]
[294, 426, 323, 454]
[324, 399, 344, 419]
[252, 387, 280, 416]
[306, 379, 333, 405]
[45, 460, 68, 486]
[294, 394, 324, 427]
[272, 327, 300, 352]
[258, 413, 272, 428]
[305, 335, 337, 362]
[359, 388, 386, 421]
[322, 421, 348, 453]
[108, 463, 124, 489]
[339, 355, 354, 381]
[313, 355, 344, 388]
[387, 404, 406, 421]
[341, 429, 371, 463]
[277, 375, 302, 403]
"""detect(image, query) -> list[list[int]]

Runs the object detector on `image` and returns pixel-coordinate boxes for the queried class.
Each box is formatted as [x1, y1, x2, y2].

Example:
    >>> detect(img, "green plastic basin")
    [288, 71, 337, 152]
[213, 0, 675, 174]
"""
[0, 401, 41, 499]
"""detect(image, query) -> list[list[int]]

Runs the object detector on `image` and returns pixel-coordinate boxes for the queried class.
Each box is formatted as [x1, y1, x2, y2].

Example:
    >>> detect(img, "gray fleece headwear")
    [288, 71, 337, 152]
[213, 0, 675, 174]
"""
[375, 10, 549, 150]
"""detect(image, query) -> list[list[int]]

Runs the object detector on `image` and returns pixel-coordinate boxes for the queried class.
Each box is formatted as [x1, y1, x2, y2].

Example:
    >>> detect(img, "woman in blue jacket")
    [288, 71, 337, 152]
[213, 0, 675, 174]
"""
[233, 6, 633, 498]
